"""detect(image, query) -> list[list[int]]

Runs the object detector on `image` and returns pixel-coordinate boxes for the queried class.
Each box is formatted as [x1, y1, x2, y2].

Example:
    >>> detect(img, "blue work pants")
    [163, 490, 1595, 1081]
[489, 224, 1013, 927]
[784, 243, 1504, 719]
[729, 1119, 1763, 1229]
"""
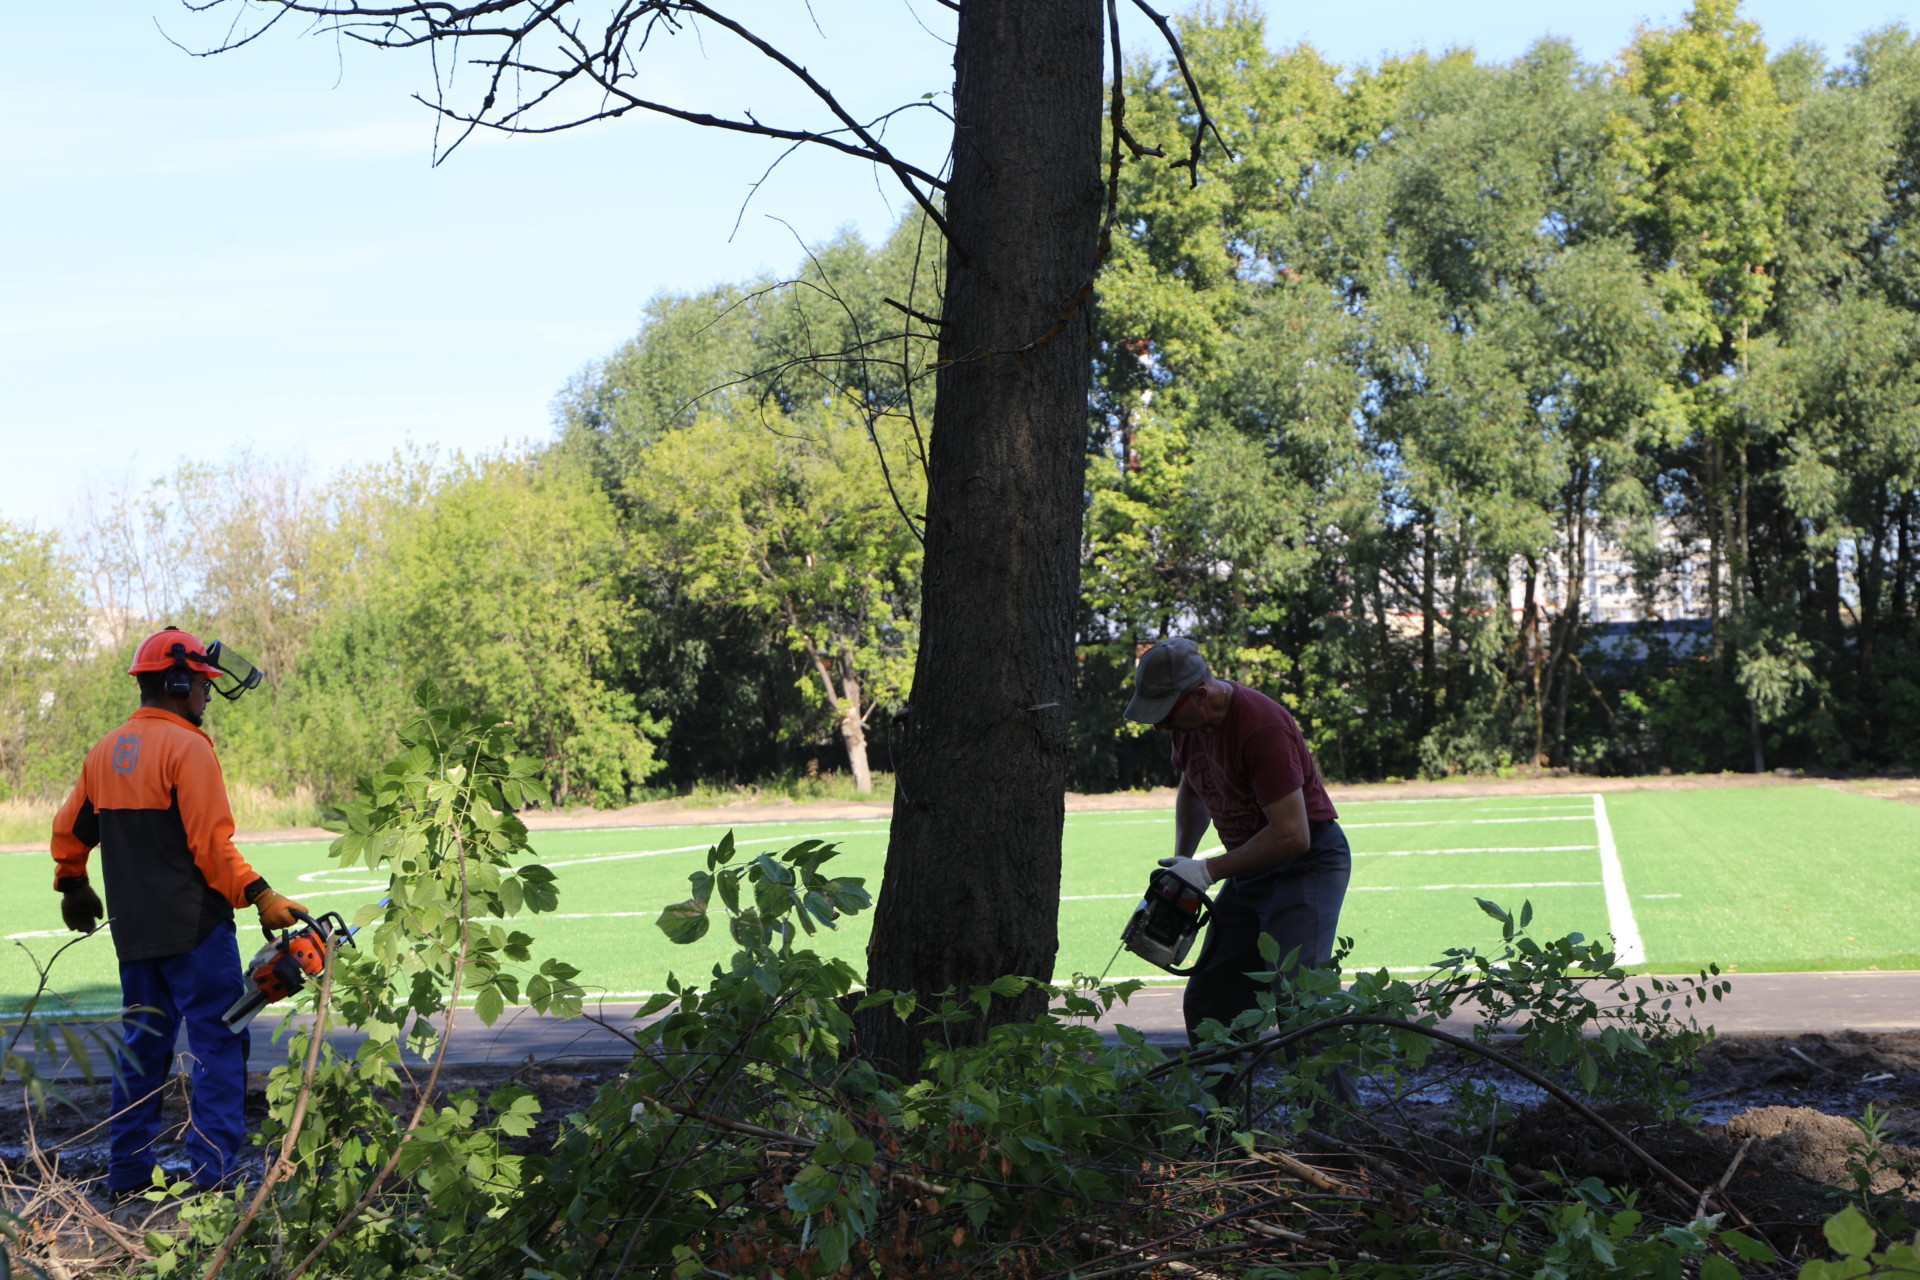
[108, 920, 252, 1192]
[1184, 821, 1359, 1110]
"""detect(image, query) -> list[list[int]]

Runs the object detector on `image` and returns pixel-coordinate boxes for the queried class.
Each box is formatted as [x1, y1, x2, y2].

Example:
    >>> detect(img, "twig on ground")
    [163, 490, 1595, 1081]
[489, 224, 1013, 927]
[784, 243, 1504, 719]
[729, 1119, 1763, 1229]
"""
[1696, 1137, 1755, 1221]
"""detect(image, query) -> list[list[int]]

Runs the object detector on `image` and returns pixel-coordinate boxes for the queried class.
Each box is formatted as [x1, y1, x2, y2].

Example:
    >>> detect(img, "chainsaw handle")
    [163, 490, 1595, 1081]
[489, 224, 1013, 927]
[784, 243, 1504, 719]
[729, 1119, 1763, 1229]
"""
[258, 907, 322, 944]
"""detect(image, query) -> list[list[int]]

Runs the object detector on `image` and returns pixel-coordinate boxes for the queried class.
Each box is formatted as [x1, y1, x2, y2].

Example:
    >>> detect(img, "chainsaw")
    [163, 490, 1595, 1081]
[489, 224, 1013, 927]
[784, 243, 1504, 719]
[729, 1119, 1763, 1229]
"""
[221, 908, 355, 1033]
[1117, 866, 1214, 975]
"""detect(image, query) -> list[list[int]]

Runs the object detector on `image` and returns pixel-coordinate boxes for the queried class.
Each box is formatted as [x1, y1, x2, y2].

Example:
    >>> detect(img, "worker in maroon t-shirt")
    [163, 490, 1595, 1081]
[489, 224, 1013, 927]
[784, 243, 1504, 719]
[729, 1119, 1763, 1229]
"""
[1125, 638, 1356, 1105]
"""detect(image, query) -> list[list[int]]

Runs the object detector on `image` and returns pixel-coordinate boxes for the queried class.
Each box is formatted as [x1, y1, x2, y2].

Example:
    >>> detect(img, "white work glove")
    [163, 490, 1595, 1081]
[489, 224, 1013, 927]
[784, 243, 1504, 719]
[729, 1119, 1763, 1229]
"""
[1157, 855, 1214, 891]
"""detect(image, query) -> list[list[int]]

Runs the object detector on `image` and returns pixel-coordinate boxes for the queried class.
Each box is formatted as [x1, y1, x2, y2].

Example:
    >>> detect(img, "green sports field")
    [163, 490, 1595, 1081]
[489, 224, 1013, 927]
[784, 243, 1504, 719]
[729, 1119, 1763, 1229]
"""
[6, 786, 1917, 1015]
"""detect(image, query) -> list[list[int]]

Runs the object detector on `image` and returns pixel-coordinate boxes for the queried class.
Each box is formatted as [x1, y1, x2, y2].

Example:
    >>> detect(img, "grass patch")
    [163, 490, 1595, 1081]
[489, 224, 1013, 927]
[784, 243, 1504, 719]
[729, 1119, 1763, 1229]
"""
[0, 785, 324, 846]
[226, 782, 326, 831]
[641, 771, 897, 806]
[0, 798, 55, 845]
[1605, 786, 1920, 973]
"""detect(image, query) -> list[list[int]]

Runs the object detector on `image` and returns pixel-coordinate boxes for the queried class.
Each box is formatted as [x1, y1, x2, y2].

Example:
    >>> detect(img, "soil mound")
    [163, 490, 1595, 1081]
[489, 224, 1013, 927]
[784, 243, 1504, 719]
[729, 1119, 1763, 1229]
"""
[1494, 1098, 1845, 1254]
[1721, 1105, 1920, 1197]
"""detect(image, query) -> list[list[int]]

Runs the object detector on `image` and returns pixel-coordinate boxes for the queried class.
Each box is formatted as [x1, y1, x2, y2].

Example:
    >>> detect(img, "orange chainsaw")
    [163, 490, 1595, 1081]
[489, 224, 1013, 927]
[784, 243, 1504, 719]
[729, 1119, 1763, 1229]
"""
[221, 909, 354, 1033]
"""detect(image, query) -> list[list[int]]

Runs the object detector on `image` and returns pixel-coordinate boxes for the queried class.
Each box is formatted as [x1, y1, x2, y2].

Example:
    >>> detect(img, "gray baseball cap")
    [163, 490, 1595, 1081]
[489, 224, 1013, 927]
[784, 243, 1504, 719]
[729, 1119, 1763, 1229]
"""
[1124, 638, 1210, 723]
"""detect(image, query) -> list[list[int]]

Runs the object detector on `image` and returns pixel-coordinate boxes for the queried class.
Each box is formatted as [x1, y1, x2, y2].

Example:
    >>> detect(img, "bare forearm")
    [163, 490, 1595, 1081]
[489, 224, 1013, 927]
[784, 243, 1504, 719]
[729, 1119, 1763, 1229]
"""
[1206, 789, 1312, 882]
[1173, 782, 1211, 859]
[1206, 825, 1307, 881]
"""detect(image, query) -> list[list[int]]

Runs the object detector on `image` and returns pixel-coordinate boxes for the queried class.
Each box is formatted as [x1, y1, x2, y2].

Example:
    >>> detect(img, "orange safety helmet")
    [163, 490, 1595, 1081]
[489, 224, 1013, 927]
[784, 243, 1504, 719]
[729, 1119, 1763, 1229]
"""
[128, 627, 223, 677]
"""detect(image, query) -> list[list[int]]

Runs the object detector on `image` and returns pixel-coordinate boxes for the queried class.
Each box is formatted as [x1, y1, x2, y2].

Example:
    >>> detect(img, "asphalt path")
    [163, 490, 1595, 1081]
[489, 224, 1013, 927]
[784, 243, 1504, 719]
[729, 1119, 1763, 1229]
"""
[321, 968, 1920, 1064]
[18, 968, 1916, 1081]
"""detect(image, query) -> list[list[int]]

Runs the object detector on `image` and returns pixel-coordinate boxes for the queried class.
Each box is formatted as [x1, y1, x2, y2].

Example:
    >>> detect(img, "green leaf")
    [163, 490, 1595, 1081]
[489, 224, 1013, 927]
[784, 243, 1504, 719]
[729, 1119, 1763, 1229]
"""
[634, 992, 677, 1018]
[474, 985, 505, 1026]
[1720, 1229, 1776, 1262]
[497, 875, 524, 917]
[815, 1221, 850, 1272]
[1823, 1207, 1876, 1259]
[518, 865, 560, 913]
[656, 899, 711, 945]
[729, 911, 767, 948]
[753, 874, 792, 920]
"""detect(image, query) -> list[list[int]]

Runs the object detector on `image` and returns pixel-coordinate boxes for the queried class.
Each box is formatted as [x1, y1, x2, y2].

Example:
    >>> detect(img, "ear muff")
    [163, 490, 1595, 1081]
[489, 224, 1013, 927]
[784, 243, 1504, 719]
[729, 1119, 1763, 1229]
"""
[163, 643, 193, 699]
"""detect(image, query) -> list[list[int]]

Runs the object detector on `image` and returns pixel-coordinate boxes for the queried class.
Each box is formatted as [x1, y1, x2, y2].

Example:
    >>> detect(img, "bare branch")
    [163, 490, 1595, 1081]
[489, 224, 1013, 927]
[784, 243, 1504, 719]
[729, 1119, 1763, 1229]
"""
[182, 0, 952, 234]
[1128, 0, 1235, 184]
[882, 296, 944, 327]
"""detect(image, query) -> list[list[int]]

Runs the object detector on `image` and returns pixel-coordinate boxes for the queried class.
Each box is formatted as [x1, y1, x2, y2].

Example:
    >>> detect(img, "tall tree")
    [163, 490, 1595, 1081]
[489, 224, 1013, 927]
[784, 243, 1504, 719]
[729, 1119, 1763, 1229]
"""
[0, 521, 90, 795]
[627, 410, 922, 792]
[187, 0, 1214, 1063]
[1614, 0, 1792, 767]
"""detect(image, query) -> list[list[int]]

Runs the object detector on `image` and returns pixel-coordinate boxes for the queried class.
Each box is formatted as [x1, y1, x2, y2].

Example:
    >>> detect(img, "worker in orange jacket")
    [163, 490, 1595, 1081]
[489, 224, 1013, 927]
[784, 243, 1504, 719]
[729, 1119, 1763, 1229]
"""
[51, 627, 308, 1195]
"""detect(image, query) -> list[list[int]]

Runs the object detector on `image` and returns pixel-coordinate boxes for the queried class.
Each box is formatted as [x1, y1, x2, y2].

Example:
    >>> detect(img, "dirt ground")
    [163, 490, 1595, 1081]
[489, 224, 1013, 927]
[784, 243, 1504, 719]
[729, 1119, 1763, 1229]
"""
[1383, 1029, 1920, 1257]
[9, 1028, 1917, 1261]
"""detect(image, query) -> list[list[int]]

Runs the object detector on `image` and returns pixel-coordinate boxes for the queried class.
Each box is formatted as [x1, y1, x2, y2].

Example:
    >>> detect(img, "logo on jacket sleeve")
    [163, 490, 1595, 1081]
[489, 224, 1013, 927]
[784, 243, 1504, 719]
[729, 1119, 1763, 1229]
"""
[111, 734, 141, 773]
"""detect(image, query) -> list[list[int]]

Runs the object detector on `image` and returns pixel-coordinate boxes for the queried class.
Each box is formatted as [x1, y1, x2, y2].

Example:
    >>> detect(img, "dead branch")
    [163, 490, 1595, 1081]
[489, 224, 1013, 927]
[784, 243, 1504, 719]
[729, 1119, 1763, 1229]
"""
[199, 932, 341, 1280]
[1164, 1014, 1719, 1213]
[284, 826, 476, 1280]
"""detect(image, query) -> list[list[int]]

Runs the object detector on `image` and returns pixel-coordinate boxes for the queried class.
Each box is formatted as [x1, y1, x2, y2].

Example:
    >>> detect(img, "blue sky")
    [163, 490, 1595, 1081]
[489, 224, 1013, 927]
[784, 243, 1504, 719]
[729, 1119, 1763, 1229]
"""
[4, 0, 1912, 534]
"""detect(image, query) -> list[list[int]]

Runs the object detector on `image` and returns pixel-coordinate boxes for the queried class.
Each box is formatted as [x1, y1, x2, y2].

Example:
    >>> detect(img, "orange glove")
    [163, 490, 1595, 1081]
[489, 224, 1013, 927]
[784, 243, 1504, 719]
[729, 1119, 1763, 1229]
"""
[253, 888, 308, 931]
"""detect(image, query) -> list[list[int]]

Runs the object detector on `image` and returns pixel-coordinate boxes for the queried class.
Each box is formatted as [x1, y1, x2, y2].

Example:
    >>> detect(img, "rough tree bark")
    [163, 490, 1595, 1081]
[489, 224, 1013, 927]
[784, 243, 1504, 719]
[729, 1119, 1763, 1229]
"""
[192, 0, 1142, 1072]
[856, 0, 1105, 1069]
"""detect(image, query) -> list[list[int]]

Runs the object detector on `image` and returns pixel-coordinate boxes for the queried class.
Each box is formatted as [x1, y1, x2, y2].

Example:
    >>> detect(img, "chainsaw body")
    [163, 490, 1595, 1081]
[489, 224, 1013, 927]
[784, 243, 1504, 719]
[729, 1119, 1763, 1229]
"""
[1118, 866, 1214, 975]
[221, 909, 353, 1033]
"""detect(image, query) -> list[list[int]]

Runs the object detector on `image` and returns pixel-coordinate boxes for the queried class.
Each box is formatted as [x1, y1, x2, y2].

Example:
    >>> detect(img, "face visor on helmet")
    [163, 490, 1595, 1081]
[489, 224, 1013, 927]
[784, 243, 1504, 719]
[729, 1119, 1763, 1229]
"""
[202, 640, 264, 701]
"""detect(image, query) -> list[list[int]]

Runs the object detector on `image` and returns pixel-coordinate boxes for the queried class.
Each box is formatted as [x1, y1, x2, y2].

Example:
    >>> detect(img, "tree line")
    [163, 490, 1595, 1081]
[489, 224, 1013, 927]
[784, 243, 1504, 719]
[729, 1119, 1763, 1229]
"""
[4, 0, 1917, 810]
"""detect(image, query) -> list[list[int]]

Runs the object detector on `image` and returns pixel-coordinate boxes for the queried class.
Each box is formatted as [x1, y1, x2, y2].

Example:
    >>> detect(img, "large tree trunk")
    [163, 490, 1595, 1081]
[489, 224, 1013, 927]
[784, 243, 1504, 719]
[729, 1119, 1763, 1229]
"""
[858, 0, 1104, 1072]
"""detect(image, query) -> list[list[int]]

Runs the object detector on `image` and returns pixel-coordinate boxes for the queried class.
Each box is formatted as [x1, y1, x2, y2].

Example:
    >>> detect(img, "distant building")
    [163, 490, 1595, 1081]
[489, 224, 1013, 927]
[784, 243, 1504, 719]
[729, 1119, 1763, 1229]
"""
[1515, 521, 1714, 666]
[1383, 520, 1716, 665]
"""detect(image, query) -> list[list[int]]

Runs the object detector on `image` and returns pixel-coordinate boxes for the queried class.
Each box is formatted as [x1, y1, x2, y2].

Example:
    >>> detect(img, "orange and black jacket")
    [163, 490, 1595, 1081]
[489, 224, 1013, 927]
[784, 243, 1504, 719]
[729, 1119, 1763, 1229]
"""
[51, 707, 266, 962]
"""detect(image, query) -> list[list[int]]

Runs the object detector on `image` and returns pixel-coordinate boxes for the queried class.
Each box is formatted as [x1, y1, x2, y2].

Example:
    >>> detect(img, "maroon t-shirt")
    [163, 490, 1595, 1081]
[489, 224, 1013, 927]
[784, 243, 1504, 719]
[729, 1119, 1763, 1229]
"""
[1170, 683, 1336, 851]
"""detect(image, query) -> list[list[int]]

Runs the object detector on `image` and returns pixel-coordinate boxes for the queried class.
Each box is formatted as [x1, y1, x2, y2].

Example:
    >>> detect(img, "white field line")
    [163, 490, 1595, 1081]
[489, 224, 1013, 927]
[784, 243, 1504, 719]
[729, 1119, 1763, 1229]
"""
[287, 832, 889, 891]
[1354, 844, 1598, 857]
[1341, 803, 1593, 813]
[1342, 816, 1595, 829]
[1350, 881, 1600, 892]
[1329, 793, 1599, 807]
[1594, 793, 1645, 964]
[1058, 878, 1602, 906]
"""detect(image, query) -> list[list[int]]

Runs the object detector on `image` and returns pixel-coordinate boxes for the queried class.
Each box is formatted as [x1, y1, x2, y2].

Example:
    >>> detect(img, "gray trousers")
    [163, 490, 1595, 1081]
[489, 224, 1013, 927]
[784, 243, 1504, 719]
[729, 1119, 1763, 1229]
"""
[1185, 820, 1357, 1108]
